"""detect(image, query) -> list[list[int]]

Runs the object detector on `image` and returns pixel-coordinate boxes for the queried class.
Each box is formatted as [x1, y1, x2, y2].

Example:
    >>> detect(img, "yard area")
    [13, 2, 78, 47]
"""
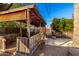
[32, 37, 79, 56]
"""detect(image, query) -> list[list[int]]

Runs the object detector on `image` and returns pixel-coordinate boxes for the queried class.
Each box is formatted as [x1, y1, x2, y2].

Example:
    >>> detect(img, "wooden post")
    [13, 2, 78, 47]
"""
[2, 39, 6, 51]
[19, 21, 22, 37]
[40, 23, 41, 33]
[44, 26, 47, 41]
[26, 9, 30, 48]
[45, 26, 46, 35]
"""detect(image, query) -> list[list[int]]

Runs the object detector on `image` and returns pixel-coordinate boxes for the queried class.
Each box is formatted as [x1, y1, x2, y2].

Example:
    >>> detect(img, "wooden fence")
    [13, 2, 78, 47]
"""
[16, 33, 45, 55]
[0, 33, 19, 50]
[17, 37, 30, 54]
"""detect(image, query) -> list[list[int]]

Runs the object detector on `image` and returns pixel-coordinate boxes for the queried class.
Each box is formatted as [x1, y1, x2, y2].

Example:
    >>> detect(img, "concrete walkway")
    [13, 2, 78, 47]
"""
[46, 38, 72, 46]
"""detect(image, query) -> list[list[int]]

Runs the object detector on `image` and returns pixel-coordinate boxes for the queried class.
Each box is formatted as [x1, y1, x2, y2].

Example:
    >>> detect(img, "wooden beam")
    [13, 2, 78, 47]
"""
[0, 10, 26, 22]
[27, 9, 30, 38]
[30, 10, 41, 21]
[32, 8, 41, 20]
[30, 11, 43, 26]
[31, 8, 46, 26]
[26, 9, 30, 48]
[31, 15, 40, 20]
[33, 6, 46, 25]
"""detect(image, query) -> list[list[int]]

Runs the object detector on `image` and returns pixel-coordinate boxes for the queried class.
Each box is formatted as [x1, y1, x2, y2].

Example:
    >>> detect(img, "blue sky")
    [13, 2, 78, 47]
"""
[36, 3, 74, 26]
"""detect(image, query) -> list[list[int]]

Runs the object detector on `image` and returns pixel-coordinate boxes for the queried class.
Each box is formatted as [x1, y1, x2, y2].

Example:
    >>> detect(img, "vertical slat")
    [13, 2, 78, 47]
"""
[16, 37, 30, 54]
[2, 39, 6, 51]
[29, 33, 45, 54]
[16, 37, 20, 52]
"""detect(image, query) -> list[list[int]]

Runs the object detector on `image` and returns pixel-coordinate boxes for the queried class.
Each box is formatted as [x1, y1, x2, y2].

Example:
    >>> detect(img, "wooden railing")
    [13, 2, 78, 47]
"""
[0, 33, 19, 51]
[16, 37, 30, 54]
[16, 33, 45, 55]
[29, 33, 45, 54]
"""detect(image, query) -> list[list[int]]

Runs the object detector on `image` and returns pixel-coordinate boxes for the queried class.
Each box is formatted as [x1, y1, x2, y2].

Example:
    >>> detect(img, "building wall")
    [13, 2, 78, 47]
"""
[73, 3, 79, 47]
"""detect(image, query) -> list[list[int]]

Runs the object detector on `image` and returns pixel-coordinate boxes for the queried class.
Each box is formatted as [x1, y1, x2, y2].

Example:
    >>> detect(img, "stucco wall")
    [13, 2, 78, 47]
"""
[73, 3, 79, 47]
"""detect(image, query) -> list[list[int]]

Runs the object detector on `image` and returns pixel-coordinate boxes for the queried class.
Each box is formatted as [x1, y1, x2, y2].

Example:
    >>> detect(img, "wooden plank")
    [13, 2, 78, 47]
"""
[16, 37, 30, 54]
[29, 33, 45, 55]
[0, 4, 34, 15]
[0, 10, 26, 22]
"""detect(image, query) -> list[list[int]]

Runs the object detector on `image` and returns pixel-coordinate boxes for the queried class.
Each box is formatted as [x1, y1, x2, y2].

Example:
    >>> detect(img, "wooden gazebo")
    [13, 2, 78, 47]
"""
[0, 4, 46, 55]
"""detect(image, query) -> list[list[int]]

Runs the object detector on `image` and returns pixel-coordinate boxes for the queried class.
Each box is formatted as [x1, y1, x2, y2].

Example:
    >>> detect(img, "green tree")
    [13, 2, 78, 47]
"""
[51, 18, 73, 32]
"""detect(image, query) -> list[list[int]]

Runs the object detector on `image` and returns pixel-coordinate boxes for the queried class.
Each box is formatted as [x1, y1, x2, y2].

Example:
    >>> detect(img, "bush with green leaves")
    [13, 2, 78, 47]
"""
[51, 18, 73, 32]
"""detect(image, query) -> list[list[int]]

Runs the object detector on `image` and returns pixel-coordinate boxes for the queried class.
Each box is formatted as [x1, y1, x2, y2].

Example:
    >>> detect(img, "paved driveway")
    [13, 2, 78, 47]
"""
[33, 38, 72, 56]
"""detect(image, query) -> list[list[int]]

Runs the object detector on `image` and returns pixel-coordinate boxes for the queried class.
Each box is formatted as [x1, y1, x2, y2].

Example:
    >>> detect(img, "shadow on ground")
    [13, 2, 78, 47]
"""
[33, 45, 79, 56]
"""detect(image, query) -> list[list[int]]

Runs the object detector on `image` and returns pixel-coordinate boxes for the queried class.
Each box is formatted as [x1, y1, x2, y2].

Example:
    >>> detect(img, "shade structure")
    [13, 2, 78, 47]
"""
[0, 4, 46, 27]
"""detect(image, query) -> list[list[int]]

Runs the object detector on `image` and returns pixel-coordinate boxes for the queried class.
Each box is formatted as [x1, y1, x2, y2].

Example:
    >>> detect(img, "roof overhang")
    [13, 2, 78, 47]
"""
[0, 4, 46, 27]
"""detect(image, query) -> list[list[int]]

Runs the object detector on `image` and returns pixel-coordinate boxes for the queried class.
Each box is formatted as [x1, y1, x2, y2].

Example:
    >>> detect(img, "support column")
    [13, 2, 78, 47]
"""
[44, 25, 47, 42]
[19, 21, 22, 37]
[73, 3, 79, 47]
[2, 39, 6, 51]
[26, 9, 30, 48]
